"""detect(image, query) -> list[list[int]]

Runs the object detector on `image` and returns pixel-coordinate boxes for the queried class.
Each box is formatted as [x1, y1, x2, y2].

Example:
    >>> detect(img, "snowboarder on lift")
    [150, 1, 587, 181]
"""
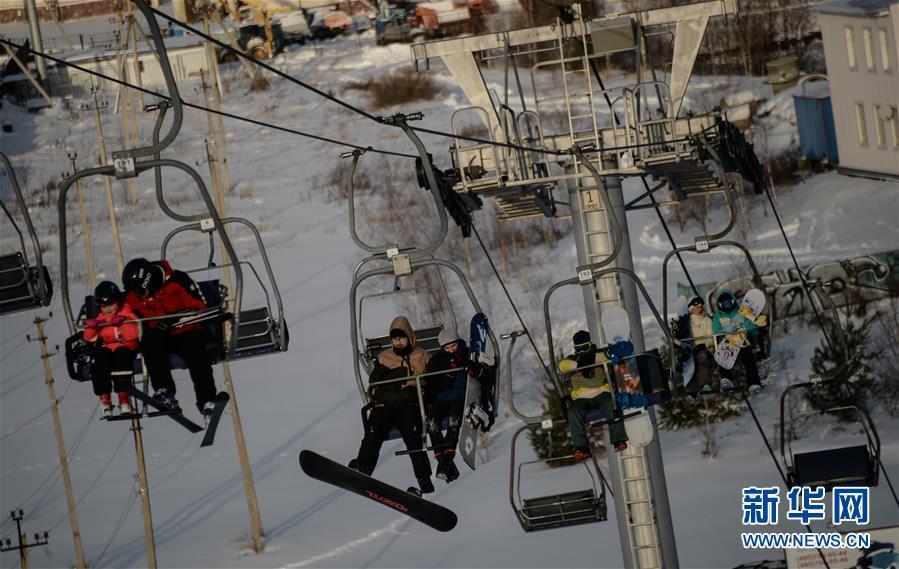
[423, 328, 475, 484]
[83, 281, 139, 417]
[559, 330, 628, 462]
[121, 258, 218, 422]
[675, 296, 720, 398]
[712, 289, 762, 392]
[350, 316, 434, 495]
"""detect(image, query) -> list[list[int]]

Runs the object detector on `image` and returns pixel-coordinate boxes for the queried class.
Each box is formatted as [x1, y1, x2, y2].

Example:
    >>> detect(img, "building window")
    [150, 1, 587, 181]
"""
[862, 28, 875, 71]
[879, 29, 892, 72]
[890, 107, 899, 148]
[874, 105, 886, 146]
[856, 103, 868, 145]
[845, 27, 857, 69]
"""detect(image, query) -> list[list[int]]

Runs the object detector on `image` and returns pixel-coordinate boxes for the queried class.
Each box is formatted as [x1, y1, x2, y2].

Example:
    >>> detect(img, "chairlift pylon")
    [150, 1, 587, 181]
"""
[0, 153, 53, 315]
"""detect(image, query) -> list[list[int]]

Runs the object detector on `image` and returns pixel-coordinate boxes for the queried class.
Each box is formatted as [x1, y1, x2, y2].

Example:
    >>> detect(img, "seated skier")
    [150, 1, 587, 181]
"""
[559, 330, 628, 461]
[83, 281, 139, 418]
[712, 289, 764, 392]
[350, 316, 434, 495]
[674, 296, 720, 399]
[122, 258, 218, 422]
[423, 328, 471, 484]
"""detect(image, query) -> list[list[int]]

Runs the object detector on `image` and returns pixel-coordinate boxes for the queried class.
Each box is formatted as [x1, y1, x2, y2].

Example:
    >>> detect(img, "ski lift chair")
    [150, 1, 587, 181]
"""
[161, 218, 288, 363]
[661, 241, 772, 395]
[509, 423, 608, 532]
[350, 258, 499, 446]
[0, 153, 52, 315]
[780, 377, 880, 490]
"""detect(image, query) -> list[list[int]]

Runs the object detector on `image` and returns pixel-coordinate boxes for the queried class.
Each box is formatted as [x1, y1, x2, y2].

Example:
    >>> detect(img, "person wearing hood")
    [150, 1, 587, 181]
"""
[711, 288, 761, 391]
[675, 296, 719, 398]
[423, 328, 471, 484]
[351, 316, 434, 495]
[559, 330, 628, 462]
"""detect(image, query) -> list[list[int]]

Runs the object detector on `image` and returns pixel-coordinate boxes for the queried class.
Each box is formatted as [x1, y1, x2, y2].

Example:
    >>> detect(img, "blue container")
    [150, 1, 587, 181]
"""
[793, 94, 838, 163]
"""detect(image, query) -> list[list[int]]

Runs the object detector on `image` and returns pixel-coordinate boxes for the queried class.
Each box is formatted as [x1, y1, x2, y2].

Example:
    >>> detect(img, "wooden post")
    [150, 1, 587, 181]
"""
[129, 364, 158, 569]
[68, 153, 96, 291]
[202, 129, 265, 553]
[32, 318, 87, 569]
[89, 91, 126, 277]
[203, 19, 232, 194]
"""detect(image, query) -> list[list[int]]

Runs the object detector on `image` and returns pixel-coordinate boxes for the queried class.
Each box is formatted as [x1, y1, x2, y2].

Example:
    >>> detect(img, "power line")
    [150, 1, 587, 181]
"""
[0, 38, 417, 160]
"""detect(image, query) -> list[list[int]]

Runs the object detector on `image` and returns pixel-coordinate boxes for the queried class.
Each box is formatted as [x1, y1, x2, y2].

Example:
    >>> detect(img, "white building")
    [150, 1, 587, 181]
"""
[813, 0, 899, 179]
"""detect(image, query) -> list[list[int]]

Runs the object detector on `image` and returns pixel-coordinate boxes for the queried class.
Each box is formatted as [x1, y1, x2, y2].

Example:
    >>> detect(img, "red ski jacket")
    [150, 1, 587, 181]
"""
[83, 303, 140, 351]
[124, 260, 208, 335]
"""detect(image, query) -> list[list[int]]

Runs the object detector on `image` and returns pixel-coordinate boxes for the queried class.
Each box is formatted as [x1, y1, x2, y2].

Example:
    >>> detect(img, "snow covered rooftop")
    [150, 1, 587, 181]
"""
[812, 0, 898, 17]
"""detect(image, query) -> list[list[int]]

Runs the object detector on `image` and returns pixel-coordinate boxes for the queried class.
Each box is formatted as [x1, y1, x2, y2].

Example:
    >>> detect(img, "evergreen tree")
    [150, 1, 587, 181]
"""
[527, 390, 607, 466]
[805, 317, 880, 420]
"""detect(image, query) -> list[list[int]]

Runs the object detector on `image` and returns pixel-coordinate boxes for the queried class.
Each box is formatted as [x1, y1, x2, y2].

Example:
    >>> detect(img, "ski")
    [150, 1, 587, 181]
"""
[122, 385, 204, 433]
[200, 391, 230, 447]
[299, 450, 457, 532]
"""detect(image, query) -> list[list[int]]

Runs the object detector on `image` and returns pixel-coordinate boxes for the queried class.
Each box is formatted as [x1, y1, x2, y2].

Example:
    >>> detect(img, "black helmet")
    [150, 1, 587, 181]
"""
[122, 258, 163, 294]
[716, 292, 736, 312]
[94, 281, 122, 306]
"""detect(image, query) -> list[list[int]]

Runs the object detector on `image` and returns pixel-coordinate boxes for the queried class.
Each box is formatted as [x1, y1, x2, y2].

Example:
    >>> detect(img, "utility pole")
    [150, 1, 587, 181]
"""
[127, 371, 158, 569]
[66, 153, 96, 290]
[29, 317, 87, 569]
[83, 90, 125, 277]
[0, 510, 49, 569]
[23, 0, 47, 81]
[199, 127, 265, 552]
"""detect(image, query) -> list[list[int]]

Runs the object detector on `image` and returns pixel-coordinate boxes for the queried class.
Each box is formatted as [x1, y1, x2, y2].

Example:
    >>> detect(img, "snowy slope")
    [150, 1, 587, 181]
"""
[1, 25, 898, 569]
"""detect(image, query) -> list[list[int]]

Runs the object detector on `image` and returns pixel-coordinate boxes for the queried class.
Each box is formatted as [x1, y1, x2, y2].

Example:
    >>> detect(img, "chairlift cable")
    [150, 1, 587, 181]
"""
[471, 224, 552, 379]
[47, 429, 130, 533]
[145, 9, 572, 159]
[0, 39, 417, 160]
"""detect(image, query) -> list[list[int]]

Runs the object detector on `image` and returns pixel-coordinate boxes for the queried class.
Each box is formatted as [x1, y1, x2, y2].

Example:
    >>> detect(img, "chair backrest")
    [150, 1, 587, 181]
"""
[793, 445, 873, 488]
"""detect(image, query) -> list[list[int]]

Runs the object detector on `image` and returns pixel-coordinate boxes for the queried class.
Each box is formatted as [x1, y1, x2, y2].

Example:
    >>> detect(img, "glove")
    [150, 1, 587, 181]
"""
[109, 315, 126, 325]
[467, 361, 483, 378]
[84, 319, 99, 329]
[755, 314, 767, 327]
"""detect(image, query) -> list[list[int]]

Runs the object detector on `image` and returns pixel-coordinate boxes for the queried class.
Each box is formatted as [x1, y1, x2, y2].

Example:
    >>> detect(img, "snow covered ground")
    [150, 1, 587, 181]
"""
[1, 19, 898, 569]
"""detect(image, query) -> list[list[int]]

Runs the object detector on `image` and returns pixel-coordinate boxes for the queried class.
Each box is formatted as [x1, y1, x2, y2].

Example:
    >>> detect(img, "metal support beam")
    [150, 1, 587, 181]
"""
[411, 0, 736, 61]
[443, 53, 503, 137]
[669, 17, 709, 118]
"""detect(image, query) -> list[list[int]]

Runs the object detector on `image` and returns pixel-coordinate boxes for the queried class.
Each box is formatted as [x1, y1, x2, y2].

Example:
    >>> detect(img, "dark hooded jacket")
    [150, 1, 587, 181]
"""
[368, 316, 431, 406]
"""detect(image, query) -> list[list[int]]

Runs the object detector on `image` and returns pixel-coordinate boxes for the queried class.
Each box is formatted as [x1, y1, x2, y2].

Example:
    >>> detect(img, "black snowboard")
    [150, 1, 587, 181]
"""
[298, 450, 458, 532]
[200, 391, 230, 447]
[122, 385, 204, 433]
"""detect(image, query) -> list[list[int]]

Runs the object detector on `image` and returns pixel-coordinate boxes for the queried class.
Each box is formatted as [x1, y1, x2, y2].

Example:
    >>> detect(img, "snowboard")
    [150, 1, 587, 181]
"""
[200, 391, 230, 447]
[737, 288, 766, 322]
[299, 450, 458, 532]
[121, 385, 205, 433]
[458, 313, 495, 471]
[713, 335, 742, 370]
[601, 306, 631, 346]
[672, 297, 696, 387]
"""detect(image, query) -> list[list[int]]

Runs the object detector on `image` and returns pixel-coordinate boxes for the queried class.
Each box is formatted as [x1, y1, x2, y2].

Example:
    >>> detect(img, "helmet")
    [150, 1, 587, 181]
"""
[122, 258, 163, 294]
[94, 281, 122, 306]
[716, 292, 736, 312]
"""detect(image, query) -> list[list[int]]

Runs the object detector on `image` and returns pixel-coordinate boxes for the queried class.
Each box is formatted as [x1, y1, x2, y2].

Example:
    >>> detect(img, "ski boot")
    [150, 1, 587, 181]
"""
[100, 393, 113, 418]
[435, 450, 459, 483]
[117, 392, 131, 415]
[201, 401, 216, 427]
[407, 477, 434, 496]
[152, 389, 180, 411]
[572, 447, 591, 462]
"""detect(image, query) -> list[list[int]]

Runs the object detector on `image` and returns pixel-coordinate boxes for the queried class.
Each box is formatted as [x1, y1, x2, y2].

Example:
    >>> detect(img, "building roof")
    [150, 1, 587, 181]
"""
[61, 35, 204, 65]
[812, 0, 898, 17]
